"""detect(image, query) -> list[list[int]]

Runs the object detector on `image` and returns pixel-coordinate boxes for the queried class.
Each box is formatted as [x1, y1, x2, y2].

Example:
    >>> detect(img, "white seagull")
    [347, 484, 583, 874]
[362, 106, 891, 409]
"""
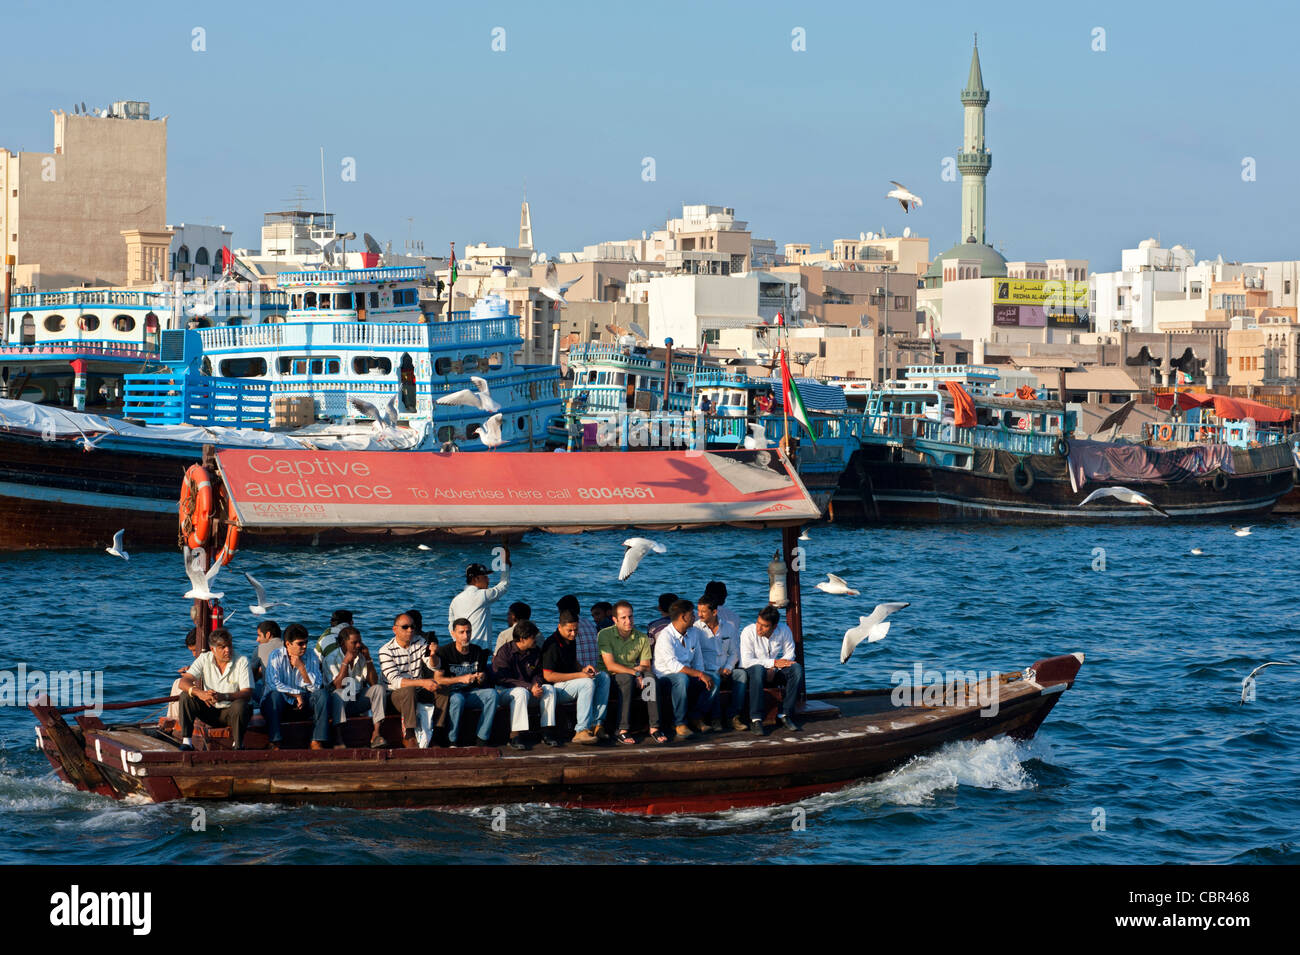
[183, 548, 225, 601]
[79, 432, 109, 452]
[815, 573, 859, 596]
[105, 529, 129, 561]
[619, 537, 666, 581]
[1232, 525, 1254, 538]
[417, 544, 432, 551]
[798, 529, 812, 542]
[477, 413, 504, 450]
[538, 261, 583, 307]
[841, 602, 911, 663]
[1078, 486, 1170, 517]
[1240, 661, 1294, 704]
[743, 423, 768, 450]
[1190, 547, 1205, 556]
[244, 571, 286, 616]
[437, 376, 501, 413]
[886, 181, 923, 213]
[349, 393, 400, 430]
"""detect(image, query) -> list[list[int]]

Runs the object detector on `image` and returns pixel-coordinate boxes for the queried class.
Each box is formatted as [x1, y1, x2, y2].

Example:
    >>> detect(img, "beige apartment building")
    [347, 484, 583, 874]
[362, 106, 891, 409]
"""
[1, 102, 167, 289]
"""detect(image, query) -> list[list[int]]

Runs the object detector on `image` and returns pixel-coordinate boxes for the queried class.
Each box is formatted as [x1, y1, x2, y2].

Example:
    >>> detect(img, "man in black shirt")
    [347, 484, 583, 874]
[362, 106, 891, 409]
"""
[492, 621, 559, 750]
[541, 611, 610, 745]
[435, 617, 498, 746]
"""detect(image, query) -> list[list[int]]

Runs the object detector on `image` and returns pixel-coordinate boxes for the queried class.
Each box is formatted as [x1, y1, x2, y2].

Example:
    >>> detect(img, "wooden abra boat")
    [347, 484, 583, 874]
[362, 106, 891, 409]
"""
[32, 446, 1084, 814]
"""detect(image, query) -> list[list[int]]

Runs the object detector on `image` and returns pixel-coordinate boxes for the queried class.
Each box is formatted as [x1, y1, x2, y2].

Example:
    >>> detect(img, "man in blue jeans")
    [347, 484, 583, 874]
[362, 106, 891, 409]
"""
[652, 599, 718, 740]
[262, 623, 332, 750]
[738, 605, 803, 736]
[435, 618, 498, 746]
[541, 610, 610, 744]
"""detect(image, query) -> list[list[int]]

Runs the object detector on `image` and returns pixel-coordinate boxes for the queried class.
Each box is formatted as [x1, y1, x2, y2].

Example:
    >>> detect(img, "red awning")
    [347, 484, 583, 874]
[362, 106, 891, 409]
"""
[215, 449, 821, 534]
[1154, 391, 1292, 424]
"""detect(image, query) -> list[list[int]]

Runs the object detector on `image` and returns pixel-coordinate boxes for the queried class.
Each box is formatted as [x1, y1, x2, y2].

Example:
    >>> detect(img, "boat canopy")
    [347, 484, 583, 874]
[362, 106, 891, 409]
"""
[1154, 391, 1292, 425]
[215, 448, 821, 534]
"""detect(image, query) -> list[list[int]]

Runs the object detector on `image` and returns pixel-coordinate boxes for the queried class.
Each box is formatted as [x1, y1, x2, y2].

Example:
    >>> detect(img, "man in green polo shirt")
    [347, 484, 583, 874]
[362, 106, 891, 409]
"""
[598, 600, 667, 745]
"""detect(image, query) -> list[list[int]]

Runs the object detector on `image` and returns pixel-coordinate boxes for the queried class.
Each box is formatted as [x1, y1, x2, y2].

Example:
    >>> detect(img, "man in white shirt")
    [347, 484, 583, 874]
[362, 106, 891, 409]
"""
[652, 599, 718, 739]
[693, 595, 747, 732]
[739, 605, 803, 735]
[448, 560, 510, 650]
[324, 626, 387, 749]
[176, 629, 254, 751]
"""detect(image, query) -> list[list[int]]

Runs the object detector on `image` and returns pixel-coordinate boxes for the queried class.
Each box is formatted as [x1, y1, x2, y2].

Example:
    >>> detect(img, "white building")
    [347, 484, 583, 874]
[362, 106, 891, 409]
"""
[1090, 238, 1195, 334]
[629, 273, 763, 347]
[168, 222, 232, 281]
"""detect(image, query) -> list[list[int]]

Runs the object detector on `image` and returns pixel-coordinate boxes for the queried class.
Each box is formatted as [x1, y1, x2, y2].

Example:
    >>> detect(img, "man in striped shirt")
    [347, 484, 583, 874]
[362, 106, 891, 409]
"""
[379, 612, 438, 748]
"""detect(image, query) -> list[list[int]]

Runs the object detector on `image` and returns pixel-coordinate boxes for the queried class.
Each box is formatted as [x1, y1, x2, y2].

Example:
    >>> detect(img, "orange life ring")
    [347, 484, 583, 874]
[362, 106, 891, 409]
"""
[179, 465, 214, 549]
[1157, 424, 1173, 441]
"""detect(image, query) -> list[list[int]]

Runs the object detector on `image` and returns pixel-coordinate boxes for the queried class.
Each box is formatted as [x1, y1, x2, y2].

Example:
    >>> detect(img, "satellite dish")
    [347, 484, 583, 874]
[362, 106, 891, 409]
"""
[73, 104, 79, 114]
[859, 232, 866, 242]
[81, 101, 87, 114]
[363, 232, 382, 254]
[903, 227, 911, 238]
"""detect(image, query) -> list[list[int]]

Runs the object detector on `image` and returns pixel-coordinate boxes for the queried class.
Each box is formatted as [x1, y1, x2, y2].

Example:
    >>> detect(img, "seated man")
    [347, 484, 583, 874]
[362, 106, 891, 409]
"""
[435, 617, 498, 747]
[379, 612, 437, 748]
[542, 610, 610, 745]
[739, 605, 804, 735]
[323, 625, 386, 749]
[315, 609, 354, 659]
[646, 593, 679, 646]
[652, 599, 718, 740]
[166, 628, 203, 723]
[693, 595, 747, 732]
[495, 601, 532, 654]
[556, 594, 600, 670]
[491, 620, 558, 750]
[599, 600, 667, 745]
[251, 619, 283, 704]
[263, 623, 331, 750]
[590, 601, 614, 633]
[176, 628, 253, 751]
[703, 580, 741, 636]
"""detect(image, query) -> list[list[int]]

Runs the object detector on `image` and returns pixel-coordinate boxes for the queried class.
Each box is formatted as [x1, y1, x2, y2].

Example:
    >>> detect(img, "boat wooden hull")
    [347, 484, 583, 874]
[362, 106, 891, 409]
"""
[33, 654, 1083, 814]
[837, 446, 1293, 523]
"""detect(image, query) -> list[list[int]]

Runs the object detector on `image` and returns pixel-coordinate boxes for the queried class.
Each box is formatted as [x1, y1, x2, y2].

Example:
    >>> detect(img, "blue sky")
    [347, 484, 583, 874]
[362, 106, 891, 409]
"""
[3, 0, 1297, 271]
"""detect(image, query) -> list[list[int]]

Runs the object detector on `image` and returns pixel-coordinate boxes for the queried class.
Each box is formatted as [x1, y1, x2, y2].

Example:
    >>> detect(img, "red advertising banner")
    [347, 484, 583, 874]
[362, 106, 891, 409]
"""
[216, 449, 820, 531]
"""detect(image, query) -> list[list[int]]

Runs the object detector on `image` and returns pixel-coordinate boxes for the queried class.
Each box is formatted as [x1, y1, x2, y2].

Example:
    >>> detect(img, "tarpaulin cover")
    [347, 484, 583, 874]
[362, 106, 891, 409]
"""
[943, 381, 976, 428]
[217, 449, 820, 531]
[1153, 391, 1292, 424]
[1067, 439, 1234, 487]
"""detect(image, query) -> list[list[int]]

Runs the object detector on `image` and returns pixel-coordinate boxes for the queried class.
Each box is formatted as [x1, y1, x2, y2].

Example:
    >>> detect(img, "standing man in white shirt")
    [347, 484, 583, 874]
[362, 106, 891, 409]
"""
[693, 595, 747, 732]
[739, 604, 803, 735]
[652, 599, 718, 740]
[448, 559, 510, 650]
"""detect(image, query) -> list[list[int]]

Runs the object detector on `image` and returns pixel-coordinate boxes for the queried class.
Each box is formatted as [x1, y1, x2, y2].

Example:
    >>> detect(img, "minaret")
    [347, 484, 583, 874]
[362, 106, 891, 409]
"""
[518, 198, 533, 250]
[958, 36, 991, 245]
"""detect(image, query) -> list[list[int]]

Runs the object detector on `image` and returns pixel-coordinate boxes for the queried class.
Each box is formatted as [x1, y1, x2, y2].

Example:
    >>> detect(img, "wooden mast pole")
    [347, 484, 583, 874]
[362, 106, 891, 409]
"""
[782, 523, 805, 699]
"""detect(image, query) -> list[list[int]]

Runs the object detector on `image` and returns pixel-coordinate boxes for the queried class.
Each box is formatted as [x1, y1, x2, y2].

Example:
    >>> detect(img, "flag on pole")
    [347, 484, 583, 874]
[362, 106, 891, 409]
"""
[449, 243, 458, 284]
[779, 347, 815, 443]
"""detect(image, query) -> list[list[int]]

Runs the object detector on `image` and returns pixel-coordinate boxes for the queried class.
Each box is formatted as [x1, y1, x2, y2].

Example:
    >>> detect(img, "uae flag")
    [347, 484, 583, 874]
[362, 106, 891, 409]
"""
[449, 244, 458, 284]
[779, 347, 815, 443]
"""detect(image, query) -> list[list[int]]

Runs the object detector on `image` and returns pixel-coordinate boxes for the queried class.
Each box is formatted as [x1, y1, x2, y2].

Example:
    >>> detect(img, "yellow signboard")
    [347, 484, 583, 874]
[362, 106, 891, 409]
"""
[991, 279, 1089, 308]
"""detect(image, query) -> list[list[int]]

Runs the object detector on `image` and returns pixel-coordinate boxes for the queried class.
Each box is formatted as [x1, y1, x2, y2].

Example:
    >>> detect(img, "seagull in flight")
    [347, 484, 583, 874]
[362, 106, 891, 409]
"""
[417, 544, 432, 551]
[1078, 486, 1169, 517]
[1240, 662, 1294, 704]
[183, 548, 225, 601]
[79, 432, 109, 452]
[886, 181, 923, 213]
[105, 529, 128, 561]
[244, 572, 286, 616]
[798, 528, 811, 542]
[841, 602, 911, 663]
[476, 413, 504, 449]
[815, 573, 859, 596]
[1190, 547, 1205, 556]
[349, 393, 400, 431]
[619, 538, 665, 581]
[438, 376, 501, 413]
[1232, 525, 1254, 537]
[538, 261, 583, 307]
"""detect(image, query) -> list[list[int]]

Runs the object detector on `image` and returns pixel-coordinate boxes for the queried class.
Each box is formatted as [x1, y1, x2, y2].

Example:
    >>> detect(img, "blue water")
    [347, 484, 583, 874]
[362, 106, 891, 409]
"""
[1, 521, 1297, 864]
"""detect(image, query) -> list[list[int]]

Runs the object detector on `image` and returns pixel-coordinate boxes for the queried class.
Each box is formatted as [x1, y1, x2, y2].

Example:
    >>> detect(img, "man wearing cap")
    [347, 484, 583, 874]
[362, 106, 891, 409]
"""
[448, 559, 510, 650]
[556, 594, 600, 670]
